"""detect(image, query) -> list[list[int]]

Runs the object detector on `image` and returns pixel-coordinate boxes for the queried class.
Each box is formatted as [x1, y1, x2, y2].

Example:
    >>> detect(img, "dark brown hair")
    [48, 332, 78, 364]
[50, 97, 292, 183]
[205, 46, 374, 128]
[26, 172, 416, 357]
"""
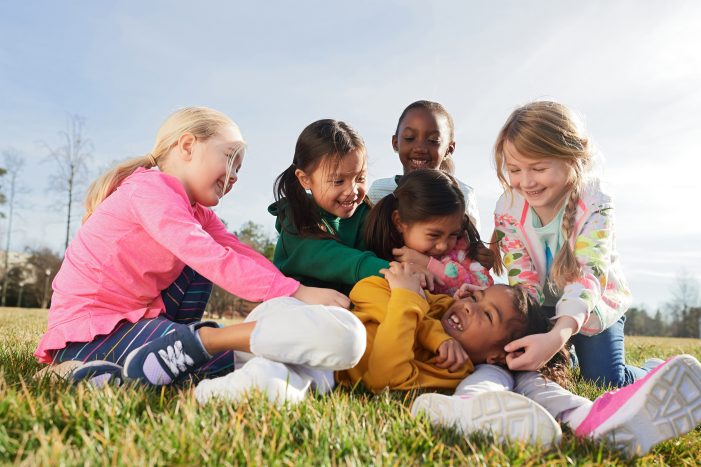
[515, 287, 572, 387]
[364, 169, 481, 261]
[395, 100, 456, 173]
[274, 119, 366, 238]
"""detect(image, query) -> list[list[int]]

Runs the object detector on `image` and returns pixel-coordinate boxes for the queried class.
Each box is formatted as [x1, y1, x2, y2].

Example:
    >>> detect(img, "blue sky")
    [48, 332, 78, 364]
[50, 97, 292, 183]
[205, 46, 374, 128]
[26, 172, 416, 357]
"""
[1, 1, 700, 310]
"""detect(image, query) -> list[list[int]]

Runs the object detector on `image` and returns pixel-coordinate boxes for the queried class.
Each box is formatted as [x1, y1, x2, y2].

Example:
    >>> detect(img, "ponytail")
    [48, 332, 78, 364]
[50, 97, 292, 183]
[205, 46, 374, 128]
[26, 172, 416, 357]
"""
[489, 230, 505, 276]
[364, 194, 404, 260]
[274, 164, 329, 238]
[83, 155, 157, 222]
[462, 213, 482, 260]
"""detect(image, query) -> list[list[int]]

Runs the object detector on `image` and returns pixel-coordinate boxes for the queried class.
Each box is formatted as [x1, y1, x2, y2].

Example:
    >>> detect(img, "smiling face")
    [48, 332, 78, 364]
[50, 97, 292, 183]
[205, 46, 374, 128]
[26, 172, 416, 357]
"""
[185, 124, 245, 207]
[503, 140, 573, 225]
[441, 285, 526, 364]
[394, 211, 464, 257]
[392, 108, 455, 174]
[296, 150, 367, 218]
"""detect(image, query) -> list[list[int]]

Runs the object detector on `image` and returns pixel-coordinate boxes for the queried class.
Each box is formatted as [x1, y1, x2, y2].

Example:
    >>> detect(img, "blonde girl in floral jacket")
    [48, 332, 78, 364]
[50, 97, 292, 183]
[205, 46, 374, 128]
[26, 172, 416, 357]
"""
[491, 100, 646, 388]
[411, 102, 701, 458]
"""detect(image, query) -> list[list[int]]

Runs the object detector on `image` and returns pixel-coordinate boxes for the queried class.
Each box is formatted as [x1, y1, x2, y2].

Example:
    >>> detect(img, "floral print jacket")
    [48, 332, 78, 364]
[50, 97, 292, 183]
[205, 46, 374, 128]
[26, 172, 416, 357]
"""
[427, 238, 494, 296]
[494, 181, 632, 336]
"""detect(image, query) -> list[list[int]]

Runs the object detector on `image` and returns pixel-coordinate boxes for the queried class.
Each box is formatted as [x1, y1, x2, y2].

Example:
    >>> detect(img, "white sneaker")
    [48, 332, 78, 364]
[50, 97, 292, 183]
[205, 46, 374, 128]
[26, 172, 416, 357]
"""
[195, 357, 310, 405]
[575, 354, 701, 457]
[411, 391, 562, 448]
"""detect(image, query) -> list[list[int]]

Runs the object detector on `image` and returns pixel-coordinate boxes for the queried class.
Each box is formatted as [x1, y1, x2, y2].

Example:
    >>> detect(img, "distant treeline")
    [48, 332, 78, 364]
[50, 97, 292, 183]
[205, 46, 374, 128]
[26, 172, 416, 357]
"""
[625, 306, 701, 339]
[6, 220, 700, 340]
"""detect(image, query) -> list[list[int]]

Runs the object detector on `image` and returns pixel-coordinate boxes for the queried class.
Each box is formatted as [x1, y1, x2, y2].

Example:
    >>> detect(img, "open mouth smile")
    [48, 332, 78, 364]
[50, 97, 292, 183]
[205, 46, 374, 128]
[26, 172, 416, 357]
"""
[338, 198, 359, 210]
[445, 310, 464, 332]
[216, 179, 234, 198]
[216, 181, 227, 197]
[408, 158, 431, 169]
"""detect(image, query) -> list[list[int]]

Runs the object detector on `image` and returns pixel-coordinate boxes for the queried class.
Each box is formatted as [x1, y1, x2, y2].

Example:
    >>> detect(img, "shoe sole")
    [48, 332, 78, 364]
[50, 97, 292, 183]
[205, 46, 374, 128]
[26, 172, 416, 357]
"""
[412, 391, 562, 448]
[592, 354, 701, 457]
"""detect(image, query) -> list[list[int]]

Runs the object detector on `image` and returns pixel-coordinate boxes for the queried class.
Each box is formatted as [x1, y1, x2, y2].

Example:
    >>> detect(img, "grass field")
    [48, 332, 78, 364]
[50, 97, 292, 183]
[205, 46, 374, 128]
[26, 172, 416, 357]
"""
[1, 308, 700, 465]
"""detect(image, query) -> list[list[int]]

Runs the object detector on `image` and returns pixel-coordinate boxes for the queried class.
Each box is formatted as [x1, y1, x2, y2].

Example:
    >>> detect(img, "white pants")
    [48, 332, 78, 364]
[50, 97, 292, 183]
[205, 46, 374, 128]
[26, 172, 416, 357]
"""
[455, 364, 591, 425]
[196, 297, 366, 404]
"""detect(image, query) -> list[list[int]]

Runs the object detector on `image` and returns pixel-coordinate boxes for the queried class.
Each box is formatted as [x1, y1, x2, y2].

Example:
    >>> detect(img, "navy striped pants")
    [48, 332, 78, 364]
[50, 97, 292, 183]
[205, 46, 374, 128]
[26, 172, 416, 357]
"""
[51, 266, 235, 378]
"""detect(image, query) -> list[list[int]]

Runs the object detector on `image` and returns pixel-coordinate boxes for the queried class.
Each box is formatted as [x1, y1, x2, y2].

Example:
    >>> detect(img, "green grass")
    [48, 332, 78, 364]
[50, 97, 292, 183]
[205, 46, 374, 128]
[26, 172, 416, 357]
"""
[1, 308, 700, 465]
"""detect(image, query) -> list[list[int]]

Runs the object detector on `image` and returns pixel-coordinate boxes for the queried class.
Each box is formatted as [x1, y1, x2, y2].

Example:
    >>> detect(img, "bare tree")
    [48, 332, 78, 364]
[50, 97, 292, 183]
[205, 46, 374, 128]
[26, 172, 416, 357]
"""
[1, 148, 28, 305]
[666, 270, 701, 337]
[44, 115, 93, 252]
[670, 270, 700, 311]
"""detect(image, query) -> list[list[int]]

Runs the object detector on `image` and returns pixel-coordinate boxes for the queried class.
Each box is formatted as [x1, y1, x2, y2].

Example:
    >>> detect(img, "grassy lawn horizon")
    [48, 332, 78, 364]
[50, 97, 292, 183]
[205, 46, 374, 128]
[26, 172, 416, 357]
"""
[2, 308, 700, 465]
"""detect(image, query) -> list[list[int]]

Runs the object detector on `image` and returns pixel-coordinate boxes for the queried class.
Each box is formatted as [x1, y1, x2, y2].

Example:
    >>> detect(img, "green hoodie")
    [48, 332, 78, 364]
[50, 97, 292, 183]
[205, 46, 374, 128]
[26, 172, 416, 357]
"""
[268, 198, 389, 295]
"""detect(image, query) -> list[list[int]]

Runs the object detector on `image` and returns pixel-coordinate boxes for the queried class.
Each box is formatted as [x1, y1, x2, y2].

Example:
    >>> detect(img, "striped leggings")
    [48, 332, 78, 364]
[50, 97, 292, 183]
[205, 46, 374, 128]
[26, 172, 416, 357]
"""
[50, 266, 235, 378]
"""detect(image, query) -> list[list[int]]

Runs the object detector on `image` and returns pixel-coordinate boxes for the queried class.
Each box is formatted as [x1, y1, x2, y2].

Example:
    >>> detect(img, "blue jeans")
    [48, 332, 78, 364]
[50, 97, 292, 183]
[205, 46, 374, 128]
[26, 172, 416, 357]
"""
[543, 308, 647, 388]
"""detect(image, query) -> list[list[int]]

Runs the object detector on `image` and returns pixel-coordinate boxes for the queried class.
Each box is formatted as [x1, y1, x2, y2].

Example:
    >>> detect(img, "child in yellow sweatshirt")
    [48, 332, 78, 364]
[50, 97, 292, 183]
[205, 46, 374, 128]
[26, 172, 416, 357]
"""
[195, 260, 566, 447]
[336, 262, 530, 391]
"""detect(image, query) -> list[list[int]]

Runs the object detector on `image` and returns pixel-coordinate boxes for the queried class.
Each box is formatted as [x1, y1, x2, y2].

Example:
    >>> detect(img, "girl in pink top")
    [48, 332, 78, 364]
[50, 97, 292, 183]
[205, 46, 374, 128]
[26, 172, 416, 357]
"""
[35, 107, 364, 387]
[364, 169, 493, 295]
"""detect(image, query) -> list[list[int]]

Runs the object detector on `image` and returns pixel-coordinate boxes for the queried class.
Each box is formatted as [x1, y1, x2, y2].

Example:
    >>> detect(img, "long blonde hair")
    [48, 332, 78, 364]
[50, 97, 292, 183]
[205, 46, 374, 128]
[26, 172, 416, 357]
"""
[83, 107, 241, 221]
[492, 101, 594, 289]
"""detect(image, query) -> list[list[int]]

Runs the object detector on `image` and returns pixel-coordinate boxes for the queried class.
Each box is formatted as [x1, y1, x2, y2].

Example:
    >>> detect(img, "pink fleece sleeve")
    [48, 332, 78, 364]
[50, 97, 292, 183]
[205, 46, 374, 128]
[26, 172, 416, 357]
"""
[129, 179, 299, 302]
[201, 209, 283, 274]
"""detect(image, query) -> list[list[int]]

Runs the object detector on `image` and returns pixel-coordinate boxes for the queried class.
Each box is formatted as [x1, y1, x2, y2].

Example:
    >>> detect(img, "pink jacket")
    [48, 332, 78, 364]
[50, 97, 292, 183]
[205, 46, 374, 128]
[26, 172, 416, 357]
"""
[35, 168, 299, 363]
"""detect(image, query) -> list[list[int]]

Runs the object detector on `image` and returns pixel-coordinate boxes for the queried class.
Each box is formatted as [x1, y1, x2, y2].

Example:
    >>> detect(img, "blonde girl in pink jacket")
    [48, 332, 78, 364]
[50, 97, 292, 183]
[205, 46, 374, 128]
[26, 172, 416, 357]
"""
[35, 107, 365, 387]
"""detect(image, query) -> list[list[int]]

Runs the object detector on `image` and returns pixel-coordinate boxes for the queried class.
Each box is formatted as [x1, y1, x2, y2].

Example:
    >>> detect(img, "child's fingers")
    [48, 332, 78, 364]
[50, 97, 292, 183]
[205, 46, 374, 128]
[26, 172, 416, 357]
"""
[435, 344, 454, 368]
[505, 350, 538, 371]
[448, 358, 466, 373]
[505, 352, 526, 371]
[449, 348, 469, 372]
[424, 273, 435, 291]
[504, 336, 528, 353]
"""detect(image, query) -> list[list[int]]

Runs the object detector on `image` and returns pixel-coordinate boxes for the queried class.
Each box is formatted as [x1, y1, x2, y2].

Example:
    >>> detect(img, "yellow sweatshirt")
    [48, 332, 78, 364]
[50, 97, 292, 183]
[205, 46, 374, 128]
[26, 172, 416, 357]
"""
[336, 276, 474, 392]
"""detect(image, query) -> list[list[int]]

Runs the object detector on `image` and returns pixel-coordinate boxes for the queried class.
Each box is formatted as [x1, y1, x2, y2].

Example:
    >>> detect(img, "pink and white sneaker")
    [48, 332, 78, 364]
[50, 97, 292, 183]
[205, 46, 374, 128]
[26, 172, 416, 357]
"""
[575, 354, 701, 457]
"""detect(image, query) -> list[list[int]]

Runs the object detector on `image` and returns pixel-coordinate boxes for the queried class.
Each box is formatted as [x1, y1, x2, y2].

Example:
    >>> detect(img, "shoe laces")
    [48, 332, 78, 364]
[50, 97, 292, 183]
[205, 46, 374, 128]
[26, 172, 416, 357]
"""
[158, 340, 195, 376]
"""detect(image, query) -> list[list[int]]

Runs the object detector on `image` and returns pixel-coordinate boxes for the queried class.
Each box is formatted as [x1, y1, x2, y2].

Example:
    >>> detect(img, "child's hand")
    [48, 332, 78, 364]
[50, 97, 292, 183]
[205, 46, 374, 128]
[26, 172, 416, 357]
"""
[403, 262, 441, 291]
[504, 316, 577, 371]
[292, 285, 350, 309]
[379, 261, 424, 297]
[475, 244, 495, 270]
[452, 283, 486, 300]
[392, 247, 430, 267]
[435, 338, 470, 372]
